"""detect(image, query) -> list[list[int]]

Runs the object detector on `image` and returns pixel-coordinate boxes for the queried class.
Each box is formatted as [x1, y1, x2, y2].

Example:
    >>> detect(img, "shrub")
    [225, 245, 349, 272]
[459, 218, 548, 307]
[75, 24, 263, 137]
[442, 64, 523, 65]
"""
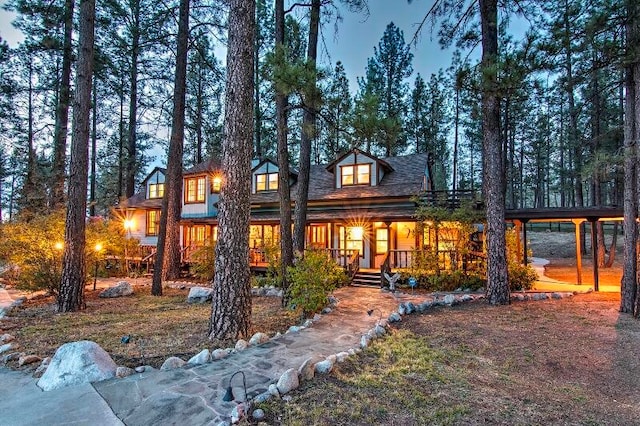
[506, 228, 537, 291]
[0, 213, 130, 294]
[287, 250, 347, 318]
[189, 240, 215, 281]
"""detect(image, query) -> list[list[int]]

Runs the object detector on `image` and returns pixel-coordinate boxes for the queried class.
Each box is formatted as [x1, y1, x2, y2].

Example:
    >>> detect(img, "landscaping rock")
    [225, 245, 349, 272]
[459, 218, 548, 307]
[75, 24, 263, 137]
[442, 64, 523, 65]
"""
[18, 354, 41, 367]
[235, 339, 249, 351]
[314, 359, 333, 374]
[336, 351, 350, 362]
[3, 352, 22, 364]
[276, 368, 299, 395]
[99, 281, 133, 298]
[266, 287, 281, 297]
[461, 294, 474, 302]
[374, 324, 386, 336]
[160, 356, 186, 370]
[249, 332, 270, 346]
[231, 402, 247, 423]
[298, 357, 316, 381]
[443, 294, 456, 305]
[188, 349, 211, 365]
[37, 341, 117, 391]
[0, 333, 15, 343]
[212, 348, 229, 360]
[388, 312, 402, 323]
[360, 334, 371, 348]
[252, 408, 266, 421]
[551, 292, 563, 300]
[405, 302, 416, 314]
[398, 304, 407, 315]
[0, 343, 16, 355]
[268, 383, 280, 396]
[33, 358, 50, 378]
[328, 296, 338, 306]
[254, 392, 272, 403]
[321, 307, 332, 314]
[116, 366, 135, 378]
[532, 293, 549, 301]
[286, 325, 303, 334]
[186, 286, 213, 303]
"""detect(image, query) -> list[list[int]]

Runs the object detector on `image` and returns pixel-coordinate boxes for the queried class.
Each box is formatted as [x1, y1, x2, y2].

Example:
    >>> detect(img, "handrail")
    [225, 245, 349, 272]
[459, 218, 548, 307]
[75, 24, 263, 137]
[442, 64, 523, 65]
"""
[346, 249, 360, 279]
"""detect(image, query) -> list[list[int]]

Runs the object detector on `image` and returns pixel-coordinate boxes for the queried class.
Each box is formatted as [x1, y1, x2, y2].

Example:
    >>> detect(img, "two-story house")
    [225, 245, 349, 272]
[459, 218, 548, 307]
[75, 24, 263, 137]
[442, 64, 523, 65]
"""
[117, 149, 444, 275]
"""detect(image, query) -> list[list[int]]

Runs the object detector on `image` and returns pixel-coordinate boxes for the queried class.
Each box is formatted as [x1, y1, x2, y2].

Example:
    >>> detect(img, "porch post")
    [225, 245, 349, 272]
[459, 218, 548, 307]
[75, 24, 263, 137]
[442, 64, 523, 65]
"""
[522, 219, 529, 266]
[514, 220, 522, 263]
[572, 219, 583, 285]
[589, 218, 599, 292]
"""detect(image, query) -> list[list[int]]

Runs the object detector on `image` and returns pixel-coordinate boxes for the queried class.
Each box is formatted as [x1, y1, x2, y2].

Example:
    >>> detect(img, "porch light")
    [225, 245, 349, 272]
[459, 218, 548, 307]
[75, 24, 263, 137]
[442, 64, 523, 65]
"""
[212, 176, 222, 192]
[350, 226, 364, 240]
[123, 219, 134, 231]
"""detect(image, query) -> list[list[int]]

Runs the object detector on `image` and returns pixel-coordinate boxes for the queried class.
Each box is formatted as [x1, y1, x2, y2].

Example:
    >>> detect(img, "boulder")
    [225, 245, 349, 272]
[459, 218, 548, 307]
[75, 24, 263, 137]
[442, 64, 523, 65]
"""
[235, 339, 249, 351]
[186, 286, 213, 304]
[443, 294, 456, 305]
[211, 348, 229, 360]
[188, 349, 211, 365]
[286, 325, 303, 334]
[160, 356, 186, 370]
[388, 312, 402, 323]
[336, 352, 350, 362]
[37, 341, 117, 391]
[252, 408, 266, 421]
[360, 334, 371, 348]
[314, 359, 333, 374]
[276, 368, 299, 395]
[0, 343, 16, 355]
[249, 332, 270, 346]
[99, 281, 133, 298]
[298, 357, 316, 381]
[116, 366, 135, 378]
[18, 354, 41, 367]
[0, 333, 15, 343]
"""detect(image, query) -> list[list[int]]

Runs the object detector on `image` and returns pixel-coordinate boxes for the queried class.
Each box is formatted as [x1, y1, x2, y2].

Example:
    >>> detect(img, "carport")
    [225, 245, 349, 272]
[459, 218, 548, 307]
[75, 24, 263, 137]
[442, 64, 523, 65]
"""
[505, 207, 624, 291]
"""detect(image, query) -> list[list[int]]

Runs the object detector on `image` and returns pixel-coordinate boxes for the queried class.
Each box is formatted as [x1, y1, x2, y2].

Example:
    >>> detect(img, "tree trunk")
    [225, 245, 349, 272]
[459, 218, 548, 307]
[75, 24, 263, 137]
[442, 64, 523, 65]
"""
[621, 0, 639, 314]
[51, 0, 74, 209]
[209, 0, 255, 340]
[275, 0, 294, 304]
[126, 0, 140, 199]
[293, 0, 320, 254]
[480, 0, 509, 305]
[90, 76, 97, 217]
[151, 0, 190, 294]
[58, 0, 95, 312]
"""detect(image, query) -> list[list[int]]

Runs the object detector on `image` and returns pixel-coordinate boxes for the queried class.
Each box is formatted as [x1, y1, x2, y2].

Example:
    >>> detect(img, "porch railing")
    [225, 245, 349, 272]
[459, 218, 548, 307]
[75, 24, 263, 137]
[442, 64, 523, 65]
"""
[381, 248, 487, 278]
[420, 189, 481, 209]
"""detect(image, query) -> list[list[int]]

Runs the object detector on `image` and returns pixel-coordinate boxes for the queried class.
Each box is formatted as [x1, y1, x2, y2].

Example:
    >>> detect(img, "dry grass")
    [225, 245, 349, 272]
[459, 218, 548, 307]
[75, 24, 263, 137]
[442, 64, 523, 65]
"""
[1, 285, 299, 368]
[261, 293, 640, 425]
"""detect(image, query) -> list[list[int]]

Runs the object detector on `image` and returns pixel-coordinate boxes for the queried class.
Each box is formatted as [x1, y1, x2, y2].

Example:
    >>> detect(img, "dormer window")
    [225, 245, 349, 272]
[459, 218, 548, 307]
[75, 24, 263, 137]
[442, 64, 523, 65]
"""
[149, 183, 164, 199]
[341, 164, 370, 186]
[185, 176, 206, 203]
[256, 172, 278, 192]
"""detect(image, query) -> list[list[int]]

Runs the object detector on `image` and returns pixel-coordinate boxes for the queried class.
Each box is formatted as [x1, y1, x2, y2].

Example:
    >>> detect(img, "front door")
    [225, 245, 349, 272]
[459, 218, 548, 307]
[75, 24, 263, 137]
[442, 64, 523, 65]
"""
[338, 225, 369, 268]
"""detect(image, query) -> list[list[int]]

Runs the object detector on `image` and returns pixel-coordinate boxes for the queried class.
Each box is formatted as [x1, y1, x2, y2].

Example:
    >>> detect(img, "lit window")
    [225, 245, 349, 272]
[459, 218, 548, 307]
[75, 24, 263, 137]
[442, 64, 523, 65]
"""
[256, 172, 278, 192]
[185, 177, 206, 203]
[146, 210, 161, 236]
[149, 183, 164, 199]
[341, 164, 370, 186]
[376, 228, 388, 254]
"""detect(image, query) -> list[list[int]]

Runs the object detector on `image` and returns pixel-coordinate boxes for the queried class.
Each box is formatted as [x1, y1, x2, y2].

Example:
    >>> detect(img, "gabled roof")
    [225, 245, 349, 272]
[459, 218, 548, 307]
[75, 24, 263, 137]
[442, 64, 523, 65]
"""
[252, 152, 428, 204]
[184, 158, 221, 176]
[115, 192, 162, 210]
[141, 166, 166, 185]
[252, 157, 298, 178]
[325, 148, 394, 174]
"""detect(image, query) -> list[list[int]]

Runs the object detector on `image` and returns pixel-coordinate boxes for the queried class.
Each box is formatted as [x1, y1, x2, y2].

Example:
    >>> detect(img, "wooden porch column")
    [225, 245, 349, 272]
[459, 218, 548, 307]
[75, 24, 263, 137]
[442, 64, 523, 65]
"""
[522, 219, 529, 266]
[572, 219, 584, 285]
[589, 218, 599, 292]
[514, 220, 522, 263]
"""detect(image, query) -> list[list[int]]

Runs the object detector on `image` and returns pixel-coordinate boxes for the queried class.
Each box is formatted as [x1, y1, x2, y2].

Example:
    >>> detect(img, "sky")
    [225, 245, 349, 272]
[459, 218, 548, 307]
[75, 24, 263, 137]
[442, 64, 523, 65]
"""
[0, 0, 465, 94]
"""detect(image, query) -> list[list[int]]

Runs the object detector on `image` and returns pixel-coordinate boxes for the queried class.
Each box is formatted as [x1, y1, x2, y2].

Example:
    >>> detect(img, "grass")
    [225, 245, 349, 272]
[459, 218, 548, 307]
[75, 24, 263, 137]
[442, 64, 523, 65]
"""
[259, 293, 640, 425]
[2, 286, 299, 368]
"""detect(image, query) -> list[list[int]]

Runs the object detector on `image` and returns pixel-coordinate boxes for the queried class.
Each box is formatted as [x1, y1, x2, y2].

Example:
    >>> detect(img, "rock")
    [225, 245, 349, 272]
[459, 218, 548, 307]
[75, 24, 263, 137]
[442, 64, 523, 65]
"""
[0, 343, 16, 355]
[443, 294, 456, 305]
[252, 408, 266, 421]
[286, 325, 303, 334]
[314, 359, 333, 374]
[388, 312, 402, 323]
[532, 293, 548, 301]
[235, 339, 249, 351]
[134, 366, 146, 373]
[374, 324, 386, 336]
[298, 357, 316, 381]
[160, 356, 186, 370]
[253, 392, 272, 403]
[313, 314, 322, 322]
[360, 334, 371, 348]
[514, 294, 525, 301]
[18, 354, 41, 367]
[3, 352, 22, 364]
[276, 368, 299, 395]
[37, 341, 117, 391]
[265, 288, 281, 297]
[99, 281, 133, 298]
[188, 349, 211, 365]
[321, 307, 332, 314]
[0, 333, 15, 343]
[336, 352, 349, 362]
[303, 319, 313, 328]
[398, 304, 407, 315]
[116, 366, 135, 378]
[186, 286, 213, 303]
[249, 332, 270, 346]
[405, 302, 416, 314]
[231, 402, 247, 424]
[268, 383, 280, 396]
[551, 292, 563, 300]
[212, 348, 229, 360]
[326, 354, 337, 364]
[461, 294, 474, 302]
[366, 329, 377, 340]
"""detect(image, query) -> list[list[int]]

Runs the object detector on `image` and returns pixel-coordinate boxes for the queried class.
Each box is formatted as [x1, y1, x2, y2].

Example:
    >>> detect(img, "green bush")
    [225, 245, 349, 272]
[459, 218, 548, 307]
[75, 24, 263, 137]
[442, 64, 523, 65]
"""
[0, 213, 130, 294]
[287, 250, 347, 318]
[189, 240, 215, 281]
[506, 228, 537, 291]
[401, 269, 485, 292]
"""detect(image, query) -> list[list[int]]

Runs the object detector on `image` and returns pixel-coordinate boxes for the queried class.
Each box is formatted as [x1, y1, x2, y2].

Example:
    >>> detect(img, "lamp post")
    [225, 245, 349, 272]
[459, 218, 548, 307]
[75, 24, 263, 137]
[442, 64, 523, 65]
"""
[123, 219, 134, 275]
[93, 242, 103, 290]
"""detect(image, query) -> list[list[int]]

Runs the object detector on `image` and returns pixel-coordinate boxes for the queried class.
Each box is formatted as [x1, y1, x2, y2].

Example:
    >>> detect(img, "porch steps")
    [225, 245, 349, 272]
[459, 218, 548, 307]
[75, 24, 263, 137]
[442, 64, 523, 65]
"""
[351, 270, 381, 287]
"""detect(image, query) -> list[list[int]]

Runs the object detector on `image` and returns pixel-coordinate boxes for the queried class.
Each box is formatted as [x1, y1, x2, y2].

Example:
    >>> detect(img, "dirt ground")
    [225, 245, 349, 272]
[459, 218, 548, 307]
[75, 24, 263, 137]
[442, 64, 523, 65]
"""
[528, 230, 623, 286]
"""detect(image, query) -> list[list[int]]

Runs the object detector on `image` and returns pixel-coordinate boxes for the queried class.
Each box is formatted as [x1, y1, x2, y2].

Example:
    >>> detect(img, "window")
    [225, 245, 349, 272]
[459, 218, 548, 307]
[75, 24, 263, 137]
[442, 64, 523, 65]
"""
[307, 225, 327, 248]
[146, 210, 161, 236]
[341, 164, 370, 186]
[185, 177, 206, 203]
[148, 183, 164, 199]
[376, 228, 388, 254]
[256, 172, 278, 192]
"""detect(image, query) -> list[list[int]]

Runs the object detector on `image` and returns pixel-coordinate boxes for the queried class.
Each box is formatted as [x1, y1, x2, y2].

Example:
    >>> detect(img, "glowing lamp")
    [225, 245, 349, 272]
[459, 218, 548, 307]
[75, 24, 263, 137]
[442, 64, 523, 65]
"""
[123, 219, 134, 231]
[350, 226, 364, 240]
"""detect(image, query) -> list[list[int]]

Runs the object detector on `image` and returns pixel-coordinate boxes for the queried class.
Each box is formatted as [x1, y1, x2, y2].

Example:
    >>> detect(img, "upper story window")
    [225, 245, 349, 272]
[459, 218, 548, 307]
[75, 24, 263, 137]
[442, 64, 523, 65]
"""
[185, 176, 206, 203]
[148, 183, 164, 199]
[256, 172, 278, 192]
[341, 164, 371, 186]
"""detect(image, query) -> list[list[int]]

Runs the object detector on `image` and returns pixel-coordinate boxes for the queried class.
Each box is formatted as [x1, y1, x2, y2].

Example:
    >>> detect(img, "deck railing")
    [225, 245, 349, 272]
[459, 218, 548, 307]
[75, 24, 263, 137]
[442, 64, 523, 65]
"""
[382, 248, 487, 278]
[419, 189, 481, 209]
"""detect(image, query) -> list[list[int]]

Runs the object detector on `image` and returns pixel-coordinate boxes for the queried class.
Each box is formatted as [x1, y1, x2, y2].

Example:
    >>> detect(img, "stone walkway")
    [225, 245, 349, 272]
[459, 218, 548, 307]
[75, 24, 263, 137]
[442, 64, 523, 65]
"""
[0, 286, 425, 426]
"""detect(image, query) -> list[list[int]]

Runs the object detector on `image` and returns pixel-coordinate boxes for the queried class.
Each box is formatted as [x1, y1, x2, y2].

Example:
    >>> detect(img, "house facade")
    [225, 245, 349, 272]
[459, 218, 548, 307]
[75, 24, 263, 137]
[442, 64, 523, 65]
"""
[117, 149, 435, 271]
